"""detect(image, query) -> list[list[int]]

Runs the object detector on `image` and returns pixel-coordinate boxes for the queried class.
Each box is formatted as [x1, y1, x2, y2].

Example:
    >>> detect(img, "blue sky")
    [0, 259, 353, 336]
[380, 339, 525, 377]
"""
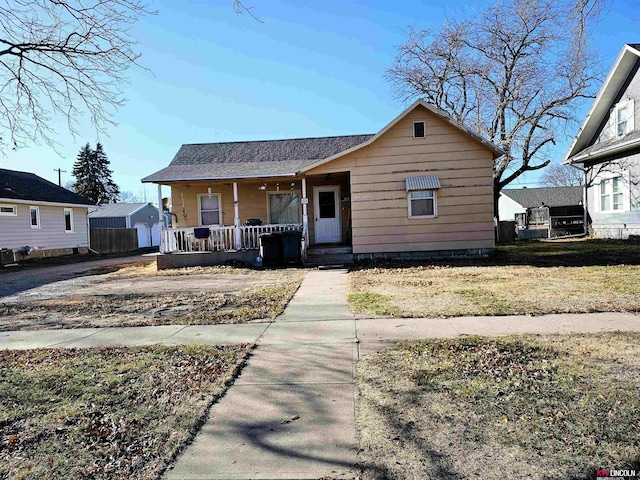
[2, 0, 638, 199]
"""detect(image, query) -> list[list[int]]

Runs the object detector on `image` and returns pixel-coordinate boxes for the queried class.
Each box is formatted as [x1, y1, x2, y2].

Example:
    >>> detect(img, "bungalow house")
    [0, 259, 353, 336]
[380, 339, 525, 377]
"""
[142, 99, 504, 268]
[89, 202, 168, 248]
[0, 168, 94, 262]
[498, 186, 585, 239]
[564, 44, 640, 239]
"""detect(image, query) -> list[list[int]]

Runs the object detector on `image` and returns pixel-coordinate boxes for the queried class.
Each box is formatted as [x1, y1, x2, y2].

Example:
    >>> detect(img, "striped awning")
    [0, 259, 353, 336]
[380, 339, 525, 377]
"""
[405, 175, 441, 191]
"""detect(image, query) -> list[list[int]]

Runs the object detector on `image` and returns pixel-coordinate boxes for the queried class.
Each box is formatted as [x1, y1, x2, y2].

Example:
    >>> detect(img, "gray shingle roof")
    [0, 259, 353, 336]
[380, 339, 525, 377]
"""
[0, 168, 94, 206]
[502, 186, 583, 208]
[142, 134, 374, 182]
[88, 203, 152, 218]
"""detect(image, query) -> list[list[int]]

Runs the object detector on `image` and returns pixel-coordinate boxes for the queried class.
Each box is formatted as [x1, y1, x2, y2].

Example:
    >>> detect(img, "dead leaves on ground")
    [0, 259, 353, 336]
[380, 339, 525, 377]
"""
[0, 345, 251, 479]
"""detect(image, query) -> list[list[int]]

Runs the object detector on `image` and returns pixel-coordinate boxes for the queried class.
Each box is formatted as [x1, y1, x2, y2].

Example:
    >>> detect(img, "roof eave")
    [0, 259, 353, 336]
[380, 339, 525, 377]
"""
[566, 136, 640, 164]
[564, 44, 640, 162]
[0, 198, 94, 208]
[141, 172, 300, 184]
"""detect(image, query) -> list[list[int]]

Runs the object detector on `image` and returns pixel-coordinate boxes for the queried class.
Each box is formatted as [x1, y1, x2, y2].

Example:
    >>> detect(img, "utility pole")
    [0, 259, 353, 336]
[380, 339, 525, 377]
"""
[53, 168, 67, 186]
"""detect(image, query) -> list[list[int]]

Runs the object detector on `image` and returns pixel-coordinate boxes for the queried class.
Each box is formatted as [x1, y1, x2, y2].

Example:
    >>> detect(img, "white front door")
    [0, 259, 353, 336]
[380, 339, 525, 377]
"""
[314, 186, 341, 244]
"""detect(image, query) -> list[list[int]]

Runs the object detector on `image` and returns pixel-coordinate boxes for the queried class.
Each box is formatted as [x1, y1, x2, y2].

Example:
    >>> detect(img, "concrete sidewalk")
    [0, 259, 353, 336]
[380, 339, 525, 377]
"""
[0, 323, 270, 350]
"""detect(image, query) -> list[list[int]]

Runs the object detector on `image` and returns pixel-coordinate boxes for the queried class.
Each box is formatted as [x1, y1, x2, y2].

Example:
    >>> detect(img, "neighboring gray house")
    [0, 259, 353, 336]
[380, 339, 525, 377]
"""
[565, 43, 640, 239]
[89, 202, 167, 248]
[499, 186, 584, 238]
[0, 168, 94, 261]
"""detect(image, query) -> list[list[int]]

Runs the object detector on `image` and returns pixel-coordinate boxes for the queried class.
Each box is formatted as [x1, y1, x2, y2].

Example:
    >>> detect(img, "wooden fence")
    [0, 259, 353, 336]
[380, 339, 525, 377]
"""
[90, 228, 138, 254]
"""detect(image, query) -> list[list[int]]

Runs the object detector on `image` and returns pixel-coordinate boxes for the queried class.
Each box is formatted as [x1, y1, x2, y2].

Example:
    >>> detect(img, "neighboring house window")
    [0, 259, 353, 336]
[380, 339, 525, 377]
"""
[269, 192, 300, 224]
[64, 208, 74, 232]
[599, 176, 625, 212]
[30, 206, 40, 228]
[413, 121, 426, 138]
[613, 100, 634, 137]
[198, 194, 221, 225]
[0, 204, 17, 216]
[617, 104, 629, 136]
[408, 190, 437, 218]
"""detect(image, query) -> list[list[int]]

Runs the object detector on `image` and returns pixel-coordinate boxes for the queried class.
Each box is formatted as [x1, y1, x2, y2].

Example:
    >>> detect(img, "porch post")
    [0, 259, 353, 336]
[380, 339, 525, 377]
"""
[233, 181, 241, 250]
[301, 177, 309, 243]
[157, 183, 164, 254]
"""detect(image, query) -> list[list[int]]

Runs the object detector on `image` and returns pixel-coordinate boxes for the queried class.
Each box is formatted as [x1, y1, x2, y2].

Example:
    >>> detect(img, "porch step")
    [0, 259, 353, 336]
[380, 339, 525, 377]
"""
[307, 246, 353, 256]
[306, 246, 353, 267]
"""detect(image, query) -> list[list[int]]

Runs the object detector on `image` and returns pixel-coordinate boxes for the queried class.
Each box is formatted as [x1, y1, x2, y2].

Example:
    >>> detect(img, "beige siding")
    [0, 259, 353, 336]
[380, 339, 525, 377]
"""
[0, 203, 89, 251]
[306, 104, 495, 254]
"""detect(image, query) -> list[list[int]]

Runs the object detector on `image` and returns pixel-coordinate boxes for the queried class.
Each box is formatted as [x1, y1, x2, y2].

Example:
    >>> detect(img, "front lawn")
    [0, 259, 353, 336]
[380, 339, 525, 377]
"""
[349, 240, 640, 317]
[0, 344, 251, 479]
[357, 332, 640, 479]
[0, 264, 306, 331]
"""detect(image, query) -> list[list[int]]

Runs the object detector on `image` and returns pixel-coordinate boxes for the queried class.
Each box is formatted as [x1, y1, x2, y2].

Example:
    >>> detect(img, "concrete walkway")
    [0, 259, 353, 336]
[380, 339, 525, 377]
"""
[164, 269, 359, 479]
[1, 268, 640, 479]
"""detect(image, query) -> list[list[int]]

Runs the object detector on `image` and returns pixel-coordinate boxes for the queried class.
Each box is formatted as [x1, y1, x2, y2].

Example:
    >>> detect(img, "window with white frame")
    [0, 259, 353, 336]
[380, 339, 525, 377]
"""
[599, 176, 625, 212]
[30, 206, 40, 228]
[408, 190, 437, 218]
[0, 204, 17, 216]
[64, 208, 74, 232]
[268, 192, 300, 224]
[617, 104, 629, 136]
[198, 194, 221, 225]
[614, 100, 634, 137]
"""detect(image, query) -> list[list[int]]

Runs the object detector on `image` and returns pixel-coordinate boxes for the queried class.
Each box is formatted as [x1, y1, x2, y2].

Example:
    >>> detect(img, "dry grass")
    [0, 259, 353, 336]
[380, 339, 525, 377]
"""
[356, 332, 640, 480]
[112, 262, 289, 278]
[0, 344, 251, 479]
[0, 265, 306, 331]
[349, 240, 640, 317]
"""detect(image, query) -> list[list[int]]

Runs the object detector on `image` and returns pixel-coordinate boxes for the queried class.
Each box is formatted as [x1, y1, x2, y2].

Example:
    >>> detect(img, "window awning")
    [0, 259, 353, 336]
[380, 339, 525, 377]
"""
[406, 175, 441, 191]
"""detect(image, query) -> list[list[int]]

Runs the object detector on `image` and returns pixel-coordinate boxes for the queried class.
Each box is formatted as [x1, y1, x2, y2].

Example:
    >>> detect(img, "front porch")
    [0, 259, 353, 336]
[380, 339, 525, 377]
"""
[162, 223, 304, 254]
[154, 171, 352, 268]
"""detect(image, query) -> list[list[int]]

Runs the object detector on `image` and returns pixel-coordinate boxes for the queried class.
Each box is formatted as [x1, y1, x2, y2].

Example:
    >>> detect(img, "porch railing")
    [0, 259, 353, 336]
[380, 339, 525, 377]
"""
[162, 224, 304, 254]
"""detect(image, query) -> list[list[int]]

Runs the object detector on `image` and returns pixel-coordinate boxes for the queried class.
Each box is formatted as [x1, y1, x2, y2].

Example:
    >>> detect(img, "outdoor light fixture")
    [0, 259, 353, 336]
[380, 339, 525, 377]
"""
[207, 186, 212, 198]
[258, 183, 267, 190]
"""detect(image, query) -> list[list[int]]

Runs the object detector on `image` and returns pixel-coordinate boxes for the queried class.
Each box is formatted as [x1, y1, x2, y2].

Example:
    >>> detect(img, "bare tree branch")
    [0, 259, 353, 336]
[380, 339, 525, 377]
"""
[386, 0, 607, 219]
[540, 163, 584, 187]
[0, 0, 155, 152]
[232, 0, 263, 23]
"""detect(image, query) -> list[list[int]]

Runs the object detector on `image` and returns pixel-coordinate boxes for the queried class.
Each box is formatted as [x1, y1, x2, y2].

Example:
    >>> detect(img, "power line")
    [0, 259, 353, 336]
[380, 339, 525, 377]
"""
[53, 168, 67, 186]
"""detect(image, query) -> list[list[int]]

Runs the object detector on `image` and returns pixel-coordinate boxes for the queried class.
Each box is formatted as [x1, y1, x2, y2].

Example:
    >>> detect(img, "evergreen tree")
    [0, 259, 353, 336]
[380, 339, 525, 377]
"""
[72, 142, 120, 204]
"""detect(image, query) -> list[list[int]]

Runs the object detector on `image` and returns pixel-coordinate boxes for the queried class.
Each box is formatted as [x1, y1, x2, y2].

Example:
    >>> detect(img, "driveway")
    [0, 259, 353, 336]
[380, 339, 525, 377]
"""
[0, 254, 153, 299]
[0, 256, 304, 331]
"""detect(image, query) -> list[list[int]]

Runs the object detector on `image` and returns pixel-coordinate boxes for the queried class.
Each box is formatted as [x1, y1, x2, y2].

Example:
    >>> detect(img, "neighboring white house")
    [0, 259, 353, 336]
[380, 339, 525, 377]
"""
[565, 43, 640, 239]
[0, 168, 94, 261]
[88, 202, 168, 248]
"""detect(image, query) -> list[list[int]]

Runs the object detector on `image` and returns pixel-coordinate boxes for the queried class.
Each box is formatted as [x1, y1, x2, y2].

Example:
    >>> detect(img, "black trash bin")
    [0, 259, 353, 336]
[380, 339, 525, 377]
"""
[281, 231, 302, 265]
[260, 233, 282, 266]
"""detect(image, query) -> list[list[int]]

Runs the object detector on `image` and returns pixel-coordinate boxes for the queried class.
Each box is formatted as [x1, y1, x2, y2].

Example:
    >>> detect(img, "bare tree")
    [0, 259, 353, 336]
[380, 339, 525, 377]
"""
[63, 179, 75, 192]
[540, 164, 584, 187]
[387, 0, 606, 219]
[0, 0, 153, 152]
